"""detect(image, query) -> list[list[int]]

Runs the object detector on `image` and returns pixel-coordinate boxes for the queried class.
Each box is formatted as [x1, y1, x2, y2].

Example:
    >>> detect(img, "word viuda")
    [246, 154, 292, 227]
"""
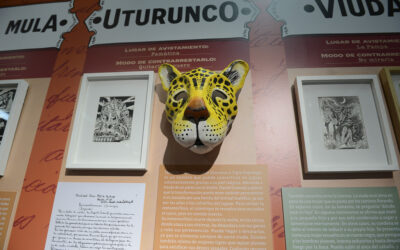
[311, 0, 400, 18]
[92, 2, 252, 29]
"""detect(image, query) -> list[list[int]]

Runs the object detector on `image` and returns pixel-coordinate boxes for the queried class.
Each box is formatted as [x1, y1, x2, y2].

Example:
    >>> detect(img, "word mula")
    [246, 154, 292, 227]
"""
[5, 15, 67, 34]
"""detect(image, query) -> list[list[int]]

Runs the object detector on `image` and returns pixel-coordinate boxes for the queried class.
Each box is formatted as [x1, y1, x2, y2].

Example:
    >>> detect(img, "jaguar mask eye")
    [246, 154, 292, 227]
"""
[211, 89, 228, 105]
[159, 60, 249, 154]
[174, 90, 188, 103]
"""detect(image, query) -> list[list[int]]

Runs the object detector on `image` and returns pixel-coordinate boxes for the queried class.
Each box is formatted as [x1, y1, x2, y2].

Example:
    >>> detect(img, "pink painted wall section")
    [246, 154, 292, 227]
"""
[248, 1, 302, 249]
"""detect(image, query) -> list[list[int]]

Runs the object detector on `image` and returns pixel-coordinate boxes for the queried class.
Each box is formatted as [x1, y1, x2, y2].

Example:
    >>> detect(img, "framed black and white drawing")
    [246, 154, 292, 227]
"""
[66, 71, 154, 171]
[0, 80, 28, 176]
[295, 75, 398, 173]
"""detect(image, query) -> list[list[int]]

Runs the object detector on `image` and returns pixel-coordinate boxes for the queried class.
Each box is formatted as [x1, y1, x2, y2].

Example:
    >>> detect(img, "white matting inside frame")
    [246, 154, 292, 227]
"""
[66, 72, 154, 170]
[297, 75, 398, 172]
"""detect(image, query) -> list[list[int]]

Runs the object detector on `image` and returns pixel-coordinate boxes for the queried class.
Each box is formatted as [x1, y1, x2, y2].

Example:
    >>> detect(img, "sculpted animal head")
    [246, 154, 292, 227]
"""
[159, 60, 249, 154]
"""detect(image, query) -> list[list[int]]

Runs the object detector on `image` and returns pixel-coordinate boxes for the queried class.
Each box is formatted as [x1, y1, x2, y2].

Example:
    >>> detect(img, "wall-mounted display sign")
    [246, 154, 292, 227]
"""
[0, 2, 77, 51]
[154, 165, 273, 249]
[282, 187, 400, 250]
[269, 0, 400, 37]
[86, 0, 259, 47]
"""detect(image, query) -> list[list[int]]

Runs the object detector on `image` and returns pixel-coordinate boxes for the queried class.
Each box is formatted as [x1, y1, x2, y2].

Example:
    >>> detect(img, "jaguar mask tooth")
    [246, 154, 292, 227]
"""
[159, 60, 249, 154]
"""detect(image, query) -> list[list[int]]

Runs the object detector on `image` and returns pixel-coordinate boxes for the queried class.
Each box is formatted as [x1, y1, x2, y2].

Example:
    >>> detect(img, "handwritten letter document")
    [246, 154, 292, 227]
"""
[45, 182, 145, 250]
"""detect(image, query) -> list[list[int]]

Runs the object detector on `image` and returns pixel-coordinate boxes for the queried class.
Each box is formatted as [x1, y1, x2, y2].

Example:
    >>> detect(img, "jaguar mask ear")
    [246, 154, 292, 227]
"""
[159, 64, 181, 91]
[222, 60, 249, 92]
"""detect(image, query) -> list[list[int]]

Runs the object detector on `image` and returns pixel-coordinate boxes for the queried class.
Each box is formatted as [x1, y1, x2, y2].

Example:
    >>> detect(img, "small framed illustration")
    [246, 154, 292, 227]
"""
[379, 67, 400, 147]
[0, 80, 28, 176]
[295, 75, 398, 173]
[66, 71, 154, 171]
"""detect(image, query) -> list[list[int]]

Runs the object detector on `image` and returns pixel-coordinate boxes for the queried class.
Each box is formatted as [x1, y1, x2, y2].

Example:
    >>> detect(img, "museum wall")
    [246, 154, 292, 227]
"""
[0, 0, 399, 249]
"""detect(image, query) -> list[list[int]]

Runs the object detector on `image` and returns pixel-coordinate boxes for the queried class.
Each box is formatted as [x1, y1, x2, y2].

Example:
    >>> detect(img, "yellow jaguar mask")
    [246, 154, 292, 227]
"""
[159, 60, 249, 154]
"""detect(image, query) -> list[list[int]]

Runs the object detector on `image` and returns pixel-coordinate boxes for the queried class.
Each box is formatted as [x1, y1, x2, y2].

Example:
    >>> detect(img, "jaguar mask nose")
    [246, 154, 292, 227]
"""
[184, 97, 210, 124]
